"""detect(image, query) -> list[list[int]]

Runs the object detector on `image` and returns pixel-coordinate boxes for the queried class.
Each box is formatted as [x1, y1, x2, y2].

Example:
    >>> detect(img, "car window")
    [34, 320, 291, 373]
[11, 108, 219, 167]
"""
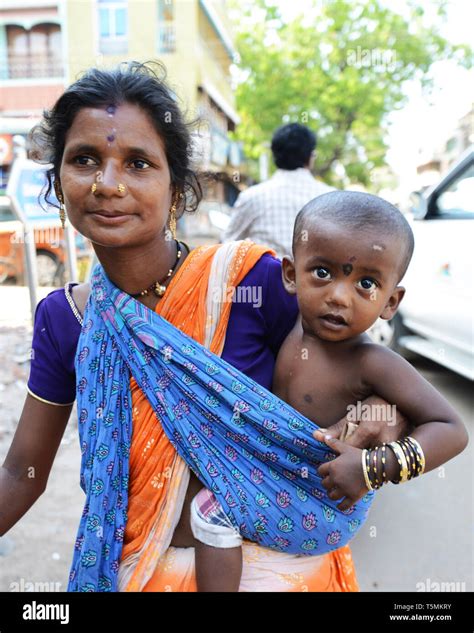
[0, 201, 16, 222]
[435, 164, 474, 219]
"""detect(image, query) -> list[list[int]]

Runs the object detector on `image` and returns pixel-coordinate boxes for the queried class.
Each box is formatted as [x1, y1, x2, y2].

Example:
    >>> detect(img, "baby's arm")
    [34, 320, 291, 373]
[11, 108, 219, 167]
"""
[317, 345, 468, 510]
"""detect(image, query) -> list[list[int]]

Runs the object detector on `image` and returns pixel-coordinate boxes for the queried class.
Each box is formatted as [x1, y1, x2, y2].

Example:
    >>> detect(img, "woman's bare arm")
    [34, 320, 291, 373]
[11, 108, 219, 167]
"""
[0, 394, 72, 536]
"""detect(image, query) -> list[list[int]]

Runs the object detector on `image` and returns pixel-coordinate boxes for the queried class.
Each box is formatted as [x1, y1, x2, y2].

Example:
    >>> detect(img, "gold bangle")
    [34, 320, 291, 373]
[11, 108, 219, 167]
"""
[406, 436, 424, 475]
[387, 442, 403, 482]
[389, 441, 409, 483]
[401, 438, 417, 480]
[404, 437, 420, 477]
[406, 436, 426, 475]
[372, 445, 380, 487]
[381, 444, 387, 482]
[362, 449, 373, 491]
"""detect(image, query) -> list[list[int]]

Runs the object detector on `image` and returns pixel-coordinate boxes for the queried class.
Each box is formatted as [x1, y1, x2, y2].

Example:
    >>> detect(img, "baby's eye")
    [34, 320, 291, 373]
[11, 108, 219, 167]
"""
[357, 278, 378, 291]
[314, 267, 331, 279]
[75, 156, 96, 166]
[130, 159, 150, 170]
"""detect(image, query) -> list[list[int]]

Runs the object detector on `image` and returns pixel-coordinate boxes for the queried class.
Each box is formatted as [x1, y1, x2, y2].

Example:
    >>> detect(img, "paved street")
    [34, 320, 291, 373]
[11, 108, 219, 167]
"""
[0, 301, 472, 592]
[351, 357, 473, 592]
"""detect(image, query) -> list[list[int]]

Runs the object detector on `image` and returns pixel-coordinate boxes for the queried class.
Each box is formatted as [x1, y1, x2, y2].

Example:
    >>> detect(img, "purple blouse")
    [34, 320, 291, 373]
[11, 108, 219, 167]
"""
[27, 253, 299, 405]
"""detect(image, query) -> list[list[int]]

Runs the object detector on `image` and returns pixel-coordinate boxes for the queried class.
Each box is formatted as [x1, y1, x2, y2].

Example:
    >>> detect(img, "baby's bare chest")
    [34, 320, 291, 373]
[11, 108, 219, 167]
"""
[272, 335, 370, 427]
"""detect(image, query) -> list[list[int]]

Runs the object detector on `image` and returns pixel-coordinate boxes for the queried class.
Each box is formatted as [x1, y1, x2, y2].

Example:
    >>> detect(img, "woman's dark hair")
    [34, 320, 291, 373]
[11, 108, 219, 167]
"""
[271, 123, 317, 170]
[29, 60, 202, 214]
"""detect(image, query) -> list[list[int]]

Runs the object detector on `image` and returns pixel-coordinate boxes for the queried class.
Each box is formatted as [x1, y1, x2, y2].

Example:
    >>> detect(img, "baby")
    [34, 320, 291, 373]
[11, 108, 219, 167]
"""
[190, 191, 467, 591]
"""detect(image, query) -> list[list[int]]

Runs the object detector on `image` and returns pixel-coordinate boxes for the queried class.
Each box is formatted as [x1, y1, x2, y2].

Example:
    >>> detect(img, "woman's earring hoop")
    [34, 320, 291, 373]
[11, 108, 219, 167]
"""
[169, 202, 177, 240]
[58, 194, 66, 229]
[55, 184, 66, 229]
[91, 183, 98, 195]
[168, 191, 183, 240]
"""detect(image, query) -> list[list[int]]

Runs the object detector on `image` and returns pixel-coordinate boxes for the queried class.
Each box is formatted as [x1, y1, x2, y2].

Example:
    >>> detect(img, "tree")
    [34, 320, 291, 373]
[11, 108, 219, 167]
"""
[230, 0, 472, 187]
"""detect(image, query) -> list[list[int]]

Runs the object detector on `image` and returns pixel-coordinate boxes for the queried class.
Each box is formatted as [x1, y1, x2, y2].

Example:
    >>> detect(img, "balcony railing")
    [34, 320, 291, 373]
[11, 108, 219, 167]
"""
[2, 53, 64, 80]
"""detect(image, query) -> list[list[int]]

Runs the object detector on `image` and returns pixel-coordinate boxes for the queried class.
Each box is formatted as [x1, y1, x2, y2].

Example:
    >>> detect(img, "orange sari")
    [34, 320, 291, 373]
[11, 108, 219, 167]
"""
[118, 240, 359, 592]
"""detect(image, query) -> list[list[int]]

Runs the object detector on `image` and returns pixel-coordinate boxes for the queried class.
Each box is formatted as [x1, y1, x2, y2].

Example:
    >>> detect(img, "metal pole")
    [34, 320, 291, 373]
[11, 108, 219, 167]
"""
[64, 223, 78, 282]
[9, 196, 38, 319]
[23, 224, 39, 318]
[8, 140, 40, 321]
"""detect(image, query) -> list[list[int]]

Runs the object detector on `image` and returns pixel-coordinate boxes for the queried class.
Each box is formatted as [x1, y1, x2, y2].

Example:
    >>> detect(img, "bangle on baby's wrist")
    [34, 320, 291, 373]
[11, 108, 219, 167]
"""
[405, 436, 426, 475]
[388, 441, 409, 483]
[361, 438, 426, 491]
[361, 449, 374, 492]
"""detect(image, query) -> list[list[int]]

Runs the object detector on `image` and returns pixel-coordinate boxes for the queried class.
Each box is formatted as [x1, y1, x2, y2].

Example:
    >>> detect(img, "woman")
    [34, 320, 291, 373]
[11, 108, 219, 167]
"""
[0, 62, 407, 592]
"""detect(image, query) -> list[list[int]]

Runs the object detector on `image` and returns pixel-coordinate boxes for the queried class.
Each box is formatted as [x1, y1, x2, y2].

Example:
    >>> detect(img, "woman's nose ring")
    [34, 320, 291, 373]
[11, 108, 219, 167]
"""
[91, 183, 126, 195]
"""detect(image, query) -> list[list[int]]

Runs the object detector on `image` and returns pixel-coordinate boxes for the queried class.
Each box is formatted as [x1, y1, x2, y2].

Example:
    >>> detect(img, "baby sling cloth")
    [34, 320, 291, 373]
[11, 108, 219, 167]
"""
[68, 263, 374, 592]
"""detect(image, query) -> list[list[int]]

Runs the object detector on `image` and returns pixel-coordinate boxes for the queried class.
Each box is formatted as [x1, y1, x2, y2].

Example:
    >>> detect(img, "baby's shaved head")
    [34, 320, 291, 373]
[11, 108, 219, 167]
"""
[293, 191, 415, 280]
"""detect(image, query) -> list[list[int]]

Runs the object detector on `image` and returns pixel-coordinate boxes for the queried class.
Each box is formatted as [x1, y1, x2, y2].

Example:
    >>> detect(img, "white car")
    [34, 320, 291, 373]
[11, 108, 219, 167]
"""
[370, 147, 474, 380]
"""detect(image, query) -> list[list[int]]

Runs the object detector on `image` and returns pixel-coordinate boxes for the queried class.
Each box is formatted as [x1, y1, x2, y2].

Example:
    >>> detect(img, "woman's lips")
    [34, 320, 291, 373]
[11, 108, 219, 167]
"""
[89, 211, 133, 225]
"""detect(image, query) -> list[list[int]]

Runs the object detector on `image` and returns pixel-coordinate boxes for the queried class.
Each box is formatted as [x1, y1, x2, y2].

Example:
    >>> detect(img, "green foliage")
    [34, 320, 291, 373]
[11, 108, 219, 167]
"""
[231, 0, 472, 187]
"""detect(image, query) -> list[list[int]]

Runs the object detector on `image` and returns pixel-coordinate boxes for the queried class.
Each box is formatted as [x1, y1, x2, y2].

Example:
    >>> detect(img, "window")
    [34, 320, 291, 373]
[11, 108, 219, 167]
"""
[158, 0, 175, 53]
[446, 137, 457, 152]
[98, 0, 128, 55]
[435, 163, 474, 219]
[0, 199, 15, 222]
[6, 23, 62, 79]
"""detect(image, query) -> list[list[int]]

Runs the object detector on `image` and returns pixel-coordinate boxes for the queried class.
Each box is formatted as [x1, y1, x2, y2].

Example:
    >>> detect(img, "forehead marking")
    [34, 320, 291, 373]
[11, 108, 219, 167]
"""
[106, 127, 117, 145]
[342, 263, 353, 276]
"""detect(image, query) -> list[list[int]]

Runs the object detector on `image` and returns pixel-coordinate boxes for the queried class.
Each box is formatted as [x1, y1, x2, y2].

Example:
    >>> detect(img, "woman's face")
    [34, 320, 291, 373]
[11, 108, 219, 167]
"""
[59, 102, 173, 248]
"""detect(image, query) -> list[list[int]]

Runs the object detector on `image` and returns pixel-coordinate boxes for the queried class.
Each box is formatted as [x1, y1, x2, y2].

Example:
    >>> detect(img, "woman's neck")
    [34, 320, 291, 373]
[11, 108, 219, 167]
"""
[93, 235, 188, 297]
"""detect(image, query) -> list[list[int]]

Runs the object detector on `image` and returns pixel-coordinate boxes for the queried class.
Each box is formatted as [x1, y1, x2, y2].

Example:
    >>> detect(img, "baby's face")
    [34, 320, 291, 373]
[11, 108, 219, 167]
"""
[287, 219, 405, 342]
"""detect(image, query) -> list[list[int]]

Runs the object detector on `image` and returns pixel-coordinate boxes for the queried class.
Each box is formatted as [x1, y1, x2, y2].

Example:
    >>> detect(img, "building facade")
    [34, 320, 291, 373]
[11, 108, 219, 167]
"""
[67, 0, 243, 205]
[0, 0, 242, 204]
[416, 103, 474, 190]
[0, 0, 66, 187]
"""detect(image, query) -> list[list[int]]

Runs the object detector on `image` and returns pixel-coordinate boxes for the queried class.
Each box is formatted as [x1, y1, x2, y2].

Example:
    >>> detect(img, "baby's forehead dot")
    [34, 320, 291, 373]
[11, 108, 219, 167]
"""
[106, 104, 117, 115]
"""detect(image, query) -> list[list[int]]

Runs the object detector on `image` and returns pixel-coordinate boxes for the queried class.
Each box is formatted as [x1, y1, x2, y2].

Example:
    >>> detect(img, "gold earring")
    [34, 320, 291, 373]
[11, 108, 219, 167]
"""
[58, 193, 66, 229]
[169, 202, 177, 240]
[55, 183, 66, 229]
[91, 183, 97, 195]
[117, 183, 126, 195]
[168, 191, 183, 239]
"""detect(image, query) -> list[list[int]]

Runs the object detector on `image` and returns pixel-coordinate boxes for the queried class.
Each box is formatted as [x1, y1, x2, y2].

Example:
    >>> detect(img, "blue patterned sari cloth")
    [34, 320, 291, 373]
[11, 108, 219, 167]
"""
[68, 264, 374, 592]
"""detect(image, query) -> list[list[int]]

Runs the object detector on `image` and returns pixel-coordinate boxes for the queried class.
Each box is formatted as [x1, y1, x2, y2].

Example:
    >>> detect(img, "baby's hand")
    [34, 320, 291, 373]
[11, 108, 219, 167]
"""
[317, 435, 369, 512]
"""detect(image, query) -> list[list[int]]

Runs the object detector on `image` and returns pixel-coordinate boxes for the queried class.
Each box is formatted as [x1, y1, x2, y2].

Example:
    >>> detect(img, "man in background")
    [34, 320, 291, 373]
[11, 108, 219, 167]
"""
[222, 123, 333, 259]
